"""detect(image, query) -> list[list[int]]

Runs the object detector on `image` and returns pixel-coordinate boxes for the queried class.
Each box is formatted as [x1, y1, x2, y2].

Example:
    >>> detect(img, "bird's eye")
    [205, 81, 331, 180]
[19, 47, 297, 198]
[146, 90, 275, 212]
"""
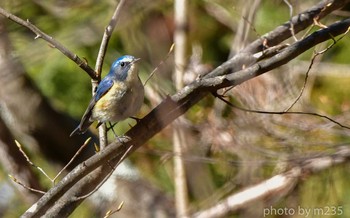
[120, 62, 125, 67]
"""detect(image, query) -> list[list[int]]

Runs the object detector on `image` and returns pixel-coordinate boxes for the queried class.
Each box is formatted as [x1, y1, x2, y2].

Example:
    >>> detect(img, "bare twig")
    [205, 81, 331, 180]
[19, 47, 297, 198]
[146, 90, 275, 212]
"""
[94, 0, 127, 79]
[14, 140, 53, 182]
[73, 145, 133, 201]
[53, 137, 91, 184]
[214, 93, 350, 130]
[144, 43, 175, 86]
[283, 0, 298, 41]
[9, 175, 46, 195]
[230, 0, 261, 56]
[0, 7, 97, 79]
[103, 201, 124, 218]
[15, 137, 91, 188]
[284, 26, 350, 111]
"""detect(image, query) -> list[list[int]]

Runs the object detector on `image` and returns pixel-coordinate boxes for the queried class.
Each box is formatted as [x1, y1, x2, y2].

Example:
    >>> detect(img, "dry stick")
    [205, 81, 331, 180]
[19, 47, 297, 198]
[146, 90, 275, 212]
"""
[214, 93, 350, 130]
[241, 0, 262, 44]
[9, 175, 46, 195]
[72, 145, 134, 201]
[0, 7, 96, 79]
[240, 13, 261, 40]
[283, 0, 298, 42]
[284, 26, 350, 112]
[95, 0, 127, 79]
[300, 7, 330, 41]
[14, 137, 91, 189]
[52, 137, 91, 184]
[103, 201, 124, 218]
[144, 43, 175, 86]
[14, 140, 53, 182]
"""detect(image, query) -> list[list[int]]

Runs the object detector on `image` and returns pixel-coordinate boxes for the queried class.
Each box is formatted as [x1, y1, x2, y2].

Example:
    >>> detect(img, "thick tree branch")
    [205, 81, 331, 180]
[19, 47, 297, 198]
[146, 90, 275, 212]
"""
[23, 10, 350, 217]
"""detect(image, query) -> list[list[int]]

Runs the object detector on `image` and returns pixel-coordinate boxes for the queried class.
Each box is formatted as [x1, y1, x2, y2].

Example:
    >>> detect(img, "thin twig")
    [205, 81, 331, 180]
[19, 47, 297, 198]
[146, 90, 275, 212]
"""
[0, 7, 97, 79]
[73, 145, 133, 201]
[214, 93, 350, 130]
[283, 0, 298, 41]
[95, 0, 127, 79]
[14, 140, 53, 182]
[53, 137, 91, 184]
[103, 201, 124, 218]
[9, 174, 46, 195]
[144, 43, 175, 86]
[284, 26, 350, 112]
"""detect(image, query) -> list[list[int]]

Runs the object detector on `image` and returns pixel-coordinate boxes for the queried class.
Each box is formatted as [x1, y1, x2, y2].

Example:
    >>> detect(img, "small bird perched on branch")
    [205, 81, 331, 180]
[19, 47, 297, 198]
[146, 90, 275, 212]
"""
[70, 55, 144, 136]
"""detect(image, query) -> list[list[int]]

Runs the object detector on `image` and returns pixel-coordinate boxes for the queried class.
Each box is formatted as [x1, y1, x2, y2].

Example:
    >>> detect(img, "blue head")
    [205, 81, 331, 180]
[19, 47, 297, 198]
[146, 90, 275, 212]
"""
[108, 55, 140, 81]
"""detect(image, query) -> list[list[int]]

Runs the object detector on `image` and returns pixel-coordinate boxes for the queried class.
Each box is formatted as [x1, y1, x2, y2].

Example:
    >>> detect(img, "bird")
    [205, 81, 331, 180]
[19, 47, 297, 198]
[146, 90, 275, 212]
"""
[70, 55, 144, 137]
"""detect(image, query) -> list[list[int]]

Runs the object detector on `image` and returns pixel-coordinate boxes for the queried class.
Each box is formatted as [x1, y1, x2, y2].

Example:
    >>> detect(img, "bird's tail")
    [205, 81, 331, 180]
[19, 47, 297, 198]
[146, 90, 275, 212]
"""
[70, 126, 82, 137]
[69, 120, 93, 137]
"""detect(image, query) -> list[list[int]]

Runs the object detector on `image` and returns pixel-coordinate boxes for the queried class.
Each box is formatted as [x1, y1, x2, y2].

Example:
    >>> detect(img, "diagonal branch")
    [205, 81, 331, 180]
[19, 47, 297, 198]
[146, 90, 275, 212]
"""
[95, 0, 127, 79]
[0, 7, 97, 80]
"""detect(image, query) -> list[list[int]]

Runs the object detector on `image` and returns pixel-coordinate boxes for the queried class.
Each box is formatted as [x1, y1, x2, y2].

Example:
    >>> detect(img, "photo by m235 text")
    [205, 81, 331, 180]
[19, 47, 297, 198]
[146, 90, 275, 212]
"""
[263, 205, 343, 217]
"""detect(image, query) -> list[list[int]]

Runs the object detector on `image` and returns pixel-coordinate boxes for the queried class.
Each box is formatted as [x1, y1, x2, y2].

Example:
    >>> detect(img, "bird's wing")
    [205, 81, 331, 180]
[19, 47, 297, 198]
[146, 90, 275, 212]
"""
[70, 79, 114, 136]
[82, 78, 114, 123]
[94, 78, 114, 102]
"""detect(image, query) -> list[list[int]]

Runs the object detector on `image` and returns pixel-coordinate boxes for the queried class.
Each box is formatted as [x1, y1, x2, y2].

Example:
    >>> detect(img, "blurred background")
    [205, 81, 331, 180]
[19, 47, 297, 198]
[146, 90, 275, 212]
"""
[0, 0, 350, 217]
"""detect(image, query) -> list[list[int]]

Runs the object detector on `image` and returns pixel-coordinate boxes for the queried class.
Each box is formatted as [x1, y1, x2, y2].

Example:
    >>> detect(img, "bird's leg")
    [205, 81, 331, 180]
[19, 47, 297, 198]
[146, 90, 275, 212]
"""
[107, 122, 123, 143]
[107, 121, 118, 132]
[106, 122, 134, 145]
